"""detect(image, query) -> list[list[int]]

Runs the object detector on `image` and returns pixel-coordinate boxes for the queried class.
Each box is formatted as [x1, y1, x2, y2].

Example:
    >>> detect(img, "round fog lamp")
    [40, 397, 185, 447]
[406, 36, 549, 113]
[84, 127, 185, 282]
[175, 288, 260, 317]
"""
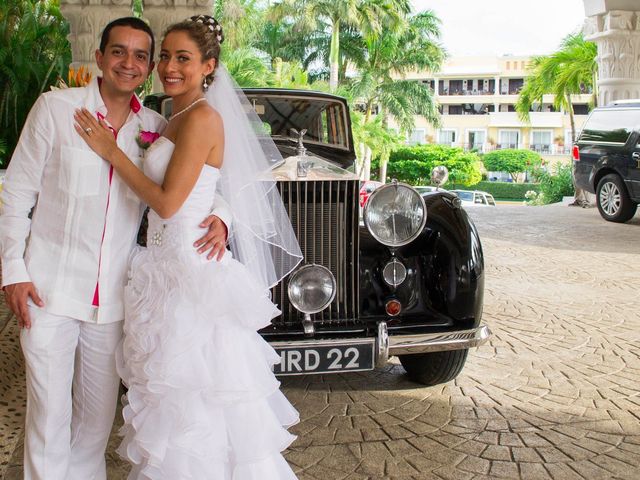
[288, 264, 336, 314]
[383, 258, 407, 287]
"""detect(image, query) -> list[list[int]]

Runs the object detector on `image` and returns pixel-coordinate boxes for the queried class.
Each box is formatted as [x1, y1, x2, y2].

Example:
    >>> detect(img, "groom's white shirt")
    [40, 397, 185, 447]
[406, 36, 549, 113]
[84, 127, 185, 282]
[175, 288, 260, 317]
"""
[0, 78, 230, 323]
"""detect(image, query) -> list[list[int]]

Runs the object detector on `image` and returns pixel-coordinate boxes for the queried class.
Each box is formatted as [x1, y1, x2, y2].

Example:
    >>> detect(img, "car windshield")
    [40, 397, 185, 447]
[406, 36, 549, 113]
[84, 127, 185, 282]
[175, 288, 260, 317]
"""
[486, 194, 496, 206]
[246, 94, 350, 151]
[455, 191, 474, 201]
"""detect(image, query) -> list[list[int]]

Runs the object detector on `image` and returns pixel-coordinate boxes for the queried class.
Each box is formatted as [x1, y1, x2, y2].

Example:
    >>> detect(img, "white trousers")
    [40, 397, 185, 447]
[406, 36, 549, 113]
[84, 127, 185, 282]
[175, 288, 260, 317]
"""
[20, 306, 123, 480]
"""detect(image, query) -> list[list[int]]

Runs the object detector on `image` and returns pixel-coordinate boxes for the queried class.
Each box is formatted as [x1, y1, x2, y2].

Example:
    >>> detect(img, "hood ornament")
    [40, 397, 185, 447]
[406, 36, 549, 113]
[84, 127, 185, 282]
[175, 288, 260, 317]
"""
[291, 128, 313, 177]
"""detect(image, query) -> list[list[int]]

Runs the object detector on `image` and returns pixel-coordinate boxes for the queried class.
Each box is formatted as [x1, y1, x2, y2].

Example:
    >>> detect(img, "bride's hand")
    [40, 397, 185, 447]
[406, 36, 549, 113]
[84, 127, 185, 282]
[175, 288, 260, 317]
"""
[74, 108, 117, 161]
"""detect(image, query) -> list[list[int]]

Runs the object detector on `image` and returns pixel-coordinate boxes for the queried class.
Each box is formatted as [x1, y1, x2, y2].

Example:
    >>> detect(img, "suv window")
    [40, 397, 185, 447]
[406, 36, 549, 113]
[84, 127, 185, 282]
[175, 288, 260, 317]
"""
[580, 109, 638, 144]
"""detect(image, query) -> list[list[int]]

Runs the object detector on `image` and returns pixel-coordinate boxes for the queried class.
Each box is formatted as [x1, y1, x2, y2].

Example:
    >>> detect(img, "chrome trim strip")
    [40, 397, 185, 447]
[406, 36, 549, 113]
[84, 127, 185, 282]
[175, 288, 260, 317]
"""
[388, 325, 491, 355]
[271, 337, 375, 349]
[268, 325, 490, 358]
[376, 322, 389, 367]
[578, 140, 626, 146]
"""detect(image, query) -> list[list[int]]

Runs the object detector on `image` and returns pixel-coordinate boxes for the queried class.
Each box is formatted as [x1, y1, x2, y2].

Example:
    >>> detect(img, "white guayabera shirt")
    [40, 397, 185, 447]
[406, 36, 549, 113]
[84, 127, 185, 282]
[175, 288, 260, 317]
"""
[0, 78, 230, 324]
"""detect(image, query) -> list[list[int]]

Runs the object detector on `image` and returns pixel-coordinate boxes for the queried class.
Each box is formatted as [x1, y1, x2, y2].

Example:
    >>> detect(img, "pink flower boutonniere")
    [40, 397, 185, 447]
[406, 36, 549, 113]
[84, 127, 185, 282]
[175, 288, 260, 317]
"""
[136, 128, 160, 150]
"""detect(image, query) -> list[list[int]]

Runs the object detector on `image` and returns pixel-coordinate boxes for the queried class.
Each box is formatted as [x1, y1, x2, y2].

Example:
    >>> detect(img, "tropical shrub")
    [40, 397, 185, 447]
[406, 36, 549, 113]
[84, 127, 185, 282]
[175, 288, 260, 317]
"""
[380, 144, 482, 186]
[525, 190, 545, 205]
[0, 0, 71, 166]
[0, 0, 71, 165]
[482, 149, 543, 181]
[0, 138, 7, 168]
[537, 163, 574, 203]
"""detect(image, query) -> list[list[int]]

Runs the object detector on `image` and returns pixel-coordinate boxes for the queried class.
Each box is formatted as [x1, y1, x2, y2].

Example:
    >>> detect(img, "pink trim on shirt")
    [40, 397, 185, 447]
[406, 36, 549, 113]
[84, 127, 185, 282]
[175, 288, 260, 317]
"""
[92, 112, 117, 307]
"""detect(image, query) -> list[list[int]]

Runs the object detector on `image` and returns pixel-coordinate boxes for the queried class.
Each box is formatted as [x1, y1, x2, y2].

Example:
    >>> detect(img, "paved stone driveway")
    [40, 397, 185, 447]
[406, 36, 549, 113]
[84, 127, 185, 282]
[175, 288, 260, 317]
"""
[1, 205, 639, 479]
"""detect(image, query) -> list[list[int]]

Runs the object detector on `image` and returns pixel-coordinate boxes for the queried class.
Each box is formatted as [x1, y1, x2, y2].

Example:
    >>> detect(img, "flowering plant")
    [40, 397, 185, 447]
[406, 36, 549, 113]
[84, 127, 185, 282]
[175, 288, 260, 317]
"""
[52, 65, 93, 90]
[136, 128, 160, 149]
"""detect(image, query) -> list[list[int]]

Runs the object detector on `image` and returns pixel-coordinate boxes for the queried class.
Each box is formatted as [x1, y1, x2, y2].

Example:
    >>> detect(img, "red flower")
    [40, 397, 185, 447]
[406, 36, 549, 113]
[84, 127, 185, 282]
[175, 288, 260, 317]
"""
[136, 129, 160, 149]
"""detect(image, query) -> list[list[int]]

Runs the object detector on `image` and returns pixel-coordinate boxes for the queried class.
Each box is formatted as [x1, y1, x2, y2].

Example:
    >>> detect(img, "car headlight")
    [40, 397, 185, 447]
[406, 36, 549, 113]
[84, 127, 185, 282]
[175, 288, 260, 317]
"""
[288, 264, 336, 314]
[364, 181, 427, 247]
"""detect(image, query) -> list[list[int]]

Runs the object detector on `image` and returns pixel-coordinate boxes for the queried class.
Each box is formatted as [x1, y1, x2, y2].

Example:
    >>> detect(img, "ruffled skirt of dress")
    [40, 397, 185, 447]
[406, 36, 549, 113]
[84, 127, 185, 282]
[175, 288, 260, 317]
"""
[115, 246, 299, 479]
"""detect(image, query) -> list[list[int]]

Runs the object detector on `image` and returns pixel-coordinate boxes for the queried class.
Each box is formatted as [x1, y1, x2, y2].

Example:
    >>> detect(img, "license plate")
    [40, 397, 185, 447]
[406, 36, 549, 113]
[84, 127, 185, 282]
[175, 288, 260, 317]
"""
[273, 340, 375, 375]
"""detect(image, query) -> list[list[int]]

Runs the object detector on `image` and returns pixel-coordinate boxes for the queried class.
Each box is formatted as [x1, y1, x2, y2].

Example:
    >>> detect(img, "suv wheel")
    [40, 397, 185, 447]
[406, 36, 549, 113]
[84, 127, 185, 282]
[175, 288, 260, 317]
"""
[399, 349, 468, 386]
[596, 174, 638, 223]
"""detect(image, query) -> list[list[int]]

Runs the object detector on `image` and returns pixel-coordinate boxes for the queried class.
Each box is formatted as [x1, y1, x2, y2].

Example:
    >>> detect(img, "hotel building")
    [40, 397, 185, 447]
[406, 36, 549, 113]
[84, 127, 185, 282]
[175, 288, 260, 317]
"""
[389, 55, 593, 164]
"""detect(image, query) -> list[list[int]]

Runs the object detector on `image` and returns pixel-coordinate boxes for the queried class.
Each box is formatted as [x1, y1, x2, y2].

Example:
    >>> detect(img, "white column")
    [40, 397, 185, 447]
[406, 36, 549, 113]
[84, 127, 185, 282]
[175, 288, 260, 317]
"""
[60, 0, 134, 77]
[583, 3, 640, 105]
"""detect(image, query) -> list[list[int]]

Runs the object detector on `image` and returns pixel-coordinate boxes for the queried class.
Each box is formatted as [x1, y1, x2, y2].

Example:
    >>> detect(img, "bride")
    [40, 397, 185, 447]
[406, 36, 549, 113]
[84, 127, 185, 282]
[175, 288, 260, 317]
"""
[74, 15, 302, 479]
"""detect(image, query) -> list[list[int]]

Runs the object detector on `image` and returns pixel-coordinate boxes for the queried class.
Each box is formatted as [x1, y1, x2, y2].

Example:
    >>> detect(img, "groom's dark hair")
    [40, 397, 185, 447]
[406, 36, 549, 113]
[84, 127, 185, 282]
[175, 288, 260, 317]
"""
[99, 17, 155, 63]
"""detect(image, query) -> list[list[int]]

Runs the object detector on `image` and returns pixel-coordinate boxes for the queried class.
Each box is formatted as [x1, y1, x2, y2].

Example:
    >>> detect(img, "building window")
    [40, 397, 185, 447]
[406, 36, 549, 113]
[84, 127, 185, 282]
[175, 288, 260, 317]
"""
[508, 78, 524, 94]
[448, 105, 463, 115]
[573, 104, 590, 115]
[438, 129, 457, 146]
[530, 130, 552, 153]
[498, 130, 519, 149]
[408, 128, 426, 145]
[467, 130, 486, 151]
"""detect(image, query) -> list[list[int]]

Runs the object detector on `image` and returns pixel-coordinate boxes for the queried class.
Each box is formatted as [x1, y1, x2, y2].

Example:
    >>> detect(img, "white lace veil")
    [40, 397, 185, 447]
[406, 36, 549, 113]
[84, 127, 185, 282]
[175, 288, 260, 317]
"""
[206, 65, 303, 291]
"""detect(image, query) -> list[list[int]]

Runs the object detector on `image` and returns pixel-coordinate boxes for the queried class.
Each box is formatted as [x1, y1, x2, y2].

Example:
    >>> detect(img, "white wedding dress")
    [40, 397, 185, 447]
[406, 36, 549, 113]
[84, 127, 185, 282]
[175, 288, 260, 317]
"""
[116, 137, 299, 479]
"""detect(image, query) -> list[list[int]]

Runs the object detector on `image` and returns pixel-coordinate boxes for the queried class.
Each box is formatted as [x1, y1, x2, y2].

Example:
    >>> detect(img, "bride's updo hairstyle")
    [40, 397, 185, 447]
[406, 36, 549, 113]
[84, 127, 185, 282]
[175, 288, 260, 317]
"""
[164, 15, 224, 89]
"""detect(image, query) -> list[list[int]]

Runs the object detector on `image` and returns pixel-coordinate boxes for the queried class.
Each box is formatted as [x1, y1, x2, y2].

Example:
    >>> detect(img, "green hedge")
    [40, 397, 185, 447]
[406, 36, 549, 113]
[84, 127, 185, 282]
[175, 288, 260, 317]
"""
[451, 181, 540, 200]
[376, 144, 483, 186]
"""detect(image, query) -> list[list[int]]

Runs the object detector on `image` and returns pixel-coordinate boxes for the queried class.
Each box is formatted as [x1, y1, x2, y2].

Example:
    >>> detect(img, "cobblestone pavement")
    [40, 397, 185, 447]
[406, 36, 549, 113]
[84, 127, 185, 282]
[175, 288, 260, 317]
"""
[1, 205, 639, 479]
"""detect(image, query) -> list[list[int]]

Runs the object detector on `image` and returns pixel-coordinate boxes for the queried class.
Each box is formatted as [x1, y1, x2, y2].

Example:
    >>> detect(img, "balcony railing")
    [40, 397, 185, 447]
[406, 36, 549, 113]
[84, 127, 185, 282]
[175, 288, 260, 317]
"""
[412, 141, 572, 155]
[529, 144, 551, 154]
[439, 88, 495, 96]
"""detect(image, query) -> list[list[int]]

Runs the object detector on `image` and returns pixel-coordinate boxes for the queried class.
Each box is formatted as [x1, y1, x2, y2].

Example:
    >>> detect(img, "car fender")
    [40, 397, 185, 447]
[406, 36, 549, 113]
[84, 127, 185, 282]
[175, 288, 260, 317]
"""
[359, 192, 484, 329]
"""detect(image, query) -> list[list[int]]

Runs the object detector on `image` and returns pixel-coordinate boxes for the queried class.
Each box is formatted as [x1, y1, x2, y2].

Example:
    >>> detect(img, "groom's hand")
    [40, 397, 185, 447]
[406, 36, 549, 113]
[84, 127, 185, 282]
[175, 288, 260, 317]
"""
[4, 282, 44, 329]
[195, 215, 228, 261]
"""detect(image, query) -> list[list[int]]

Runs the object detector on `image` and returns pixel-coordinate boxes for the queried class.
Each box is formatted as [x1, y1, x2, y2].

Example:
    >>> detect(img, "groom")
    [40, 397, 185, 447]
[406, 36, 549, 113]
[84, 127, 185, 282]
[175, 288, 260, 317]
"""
[0, 17, 229, 480]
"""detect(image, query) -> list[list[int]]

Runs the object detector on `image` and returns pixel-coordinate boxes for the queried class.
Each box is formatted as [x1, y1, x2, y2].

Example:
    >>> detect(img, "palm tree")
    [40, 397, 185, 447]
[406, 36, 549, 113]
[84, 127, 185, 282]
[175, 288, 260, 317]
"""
[0, 0, 71, 165]
[223, 48, 273, 87]
[349, 10, 445, 181]
[270, 0, 410, 92]
[271, 58, 311, 89]
[351, 112, 404, 180]
[214, 0, 266, 51]
[516, 33, 597, 205]
[254, 19, 310, 67]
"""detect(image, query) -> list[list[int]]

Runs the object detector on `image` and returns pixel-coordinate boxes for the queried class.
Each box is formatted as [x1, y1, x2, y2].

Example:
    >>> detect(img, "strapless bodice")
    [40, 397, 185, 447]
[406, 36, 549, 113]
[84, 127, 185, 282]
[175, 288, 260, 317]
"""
[143, 137, 220, 258]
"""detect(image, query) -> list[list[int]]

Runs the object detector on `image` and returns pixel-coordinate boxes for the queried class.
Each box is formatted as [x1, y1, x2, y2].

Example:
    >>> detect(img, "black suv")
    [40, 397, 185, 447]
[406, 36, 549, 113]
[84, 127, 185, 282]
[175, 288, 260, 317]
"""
[573, 101, 640, 222]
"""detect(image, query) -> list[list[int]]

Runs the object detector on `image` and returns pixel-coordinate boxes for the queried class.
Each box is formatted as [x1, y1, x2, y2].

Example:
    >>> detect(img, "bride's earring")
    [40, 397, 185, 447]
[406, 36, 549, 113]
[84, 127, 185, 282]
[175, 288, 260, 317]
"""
[203, 75, 209, 91]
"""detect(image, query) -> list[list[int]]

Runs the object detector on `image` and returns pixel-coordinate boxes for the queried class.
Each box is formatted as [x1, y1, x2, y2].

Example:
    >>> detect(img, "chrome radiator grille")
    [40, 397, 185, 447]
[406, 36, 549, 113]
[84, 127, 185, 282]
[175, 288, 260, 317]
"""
[271, 180, 360, 328]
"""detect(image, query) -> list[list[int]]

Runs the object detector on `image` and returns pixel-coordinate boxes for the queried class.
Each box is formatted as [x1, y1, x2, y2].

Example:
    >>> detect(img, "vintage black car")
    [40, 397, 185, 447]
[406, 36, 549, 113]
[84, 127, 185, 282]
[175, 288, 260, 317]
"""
[145, 89, 490, 386]
[573, 100, 640, 223]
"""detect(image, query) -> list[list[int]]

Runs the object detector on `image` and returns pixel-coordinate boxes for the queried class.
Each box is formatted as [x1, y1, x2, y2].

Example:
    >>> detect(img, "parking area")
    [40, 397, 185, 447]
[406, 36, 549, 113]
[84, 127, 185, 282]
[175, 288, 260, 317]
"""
[1, 204, 639, 479]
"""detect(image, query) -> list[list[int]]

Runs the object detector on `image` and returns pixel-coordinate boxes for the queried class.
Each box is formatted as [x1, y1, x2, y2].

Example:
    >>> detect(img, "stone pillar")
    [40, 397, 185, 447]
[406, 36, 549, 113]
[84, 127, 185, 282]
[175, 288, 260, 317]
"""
[583, 1, 640, 105]
[143, 0, 214, 92]
[60, 0, 134, 77]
